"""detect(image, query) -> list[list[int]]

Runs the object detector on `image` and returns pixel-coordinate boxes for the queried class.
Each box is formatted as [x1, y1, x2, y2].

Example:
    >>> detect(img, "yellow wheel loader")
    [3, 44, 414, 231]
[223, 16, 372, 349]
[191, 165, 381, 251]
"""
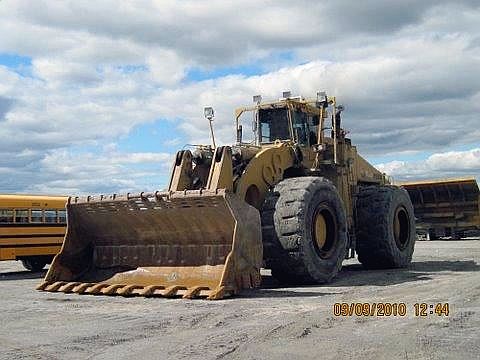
[38, 92, 416, 299]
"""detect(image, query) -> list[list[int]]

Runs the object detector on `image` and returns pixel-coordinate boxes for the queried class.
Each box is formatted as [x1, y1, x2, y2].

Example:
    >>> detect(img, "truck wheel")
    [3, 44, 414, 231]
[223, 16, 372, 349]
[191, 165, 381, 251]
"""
[21, 256, 49, 272]
[356, 186, 416, 269]
[261, 177, 348, 284]
[453, 230, 465, 240]
[428, 229, 438, 240]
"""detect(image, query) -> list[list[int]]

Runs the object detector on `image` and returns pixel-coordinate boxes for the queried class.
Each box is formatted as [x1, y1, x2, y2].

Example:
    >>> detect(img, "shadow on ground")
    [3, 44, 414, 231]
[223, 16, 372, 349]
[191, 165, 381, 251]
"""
[260, 260, 480, 290]
[409, 260, 480, 272]
[242, 288, 335, 299]
[333, 260, 479, 287]
[1, 260, 478, 299]
[0, 270, 46, 281]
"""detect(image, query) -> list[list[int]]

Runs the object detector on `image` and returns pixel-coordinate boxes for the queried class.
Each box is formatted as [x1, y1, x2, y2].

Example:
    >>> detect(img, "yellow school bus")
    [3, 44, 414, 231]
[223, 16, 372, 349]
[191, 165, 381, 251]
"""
[0, 195, 67, 271]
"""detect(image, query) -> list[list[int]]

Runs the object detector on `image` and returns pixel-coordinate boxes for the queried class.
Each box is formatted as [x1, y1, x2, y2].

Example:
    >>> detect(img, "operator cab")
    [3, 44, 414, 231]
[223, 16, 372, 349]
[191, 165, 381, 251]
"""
[234, 92, 341, 148]
[257, 108, 289, 143]
[257, 106, 319, 147]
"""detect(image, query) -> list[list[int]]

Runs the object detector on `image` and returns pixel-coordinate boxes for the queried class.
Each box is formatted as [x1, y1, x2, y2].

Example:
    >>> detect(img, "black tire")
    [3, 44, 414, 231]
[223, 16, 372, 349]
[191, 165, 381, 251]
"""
[428, 229, 439, 240]
[21, 256, 49, 272]
[445, 227, 453, 237]
[261, 177, 348, 284]
[452, 230, 465, 240]
[356, 186, 416, 269]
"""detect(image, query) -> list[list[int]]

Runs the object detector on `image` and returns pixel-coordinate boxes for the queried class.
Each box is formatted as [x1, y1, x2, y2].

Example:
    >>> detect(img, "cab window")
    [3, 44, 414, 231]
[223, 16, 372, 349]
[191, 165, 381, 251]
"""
[258, 108, 290, 143]
[291, 109, 309, 146]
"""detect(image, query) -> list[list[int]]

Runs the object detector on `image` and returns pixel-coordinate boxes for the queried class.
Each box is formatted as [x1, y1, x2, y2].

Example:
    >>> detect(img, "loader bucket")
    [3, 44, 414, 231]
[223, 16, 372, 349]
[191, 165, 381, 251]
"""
[37, 189, 262, 299]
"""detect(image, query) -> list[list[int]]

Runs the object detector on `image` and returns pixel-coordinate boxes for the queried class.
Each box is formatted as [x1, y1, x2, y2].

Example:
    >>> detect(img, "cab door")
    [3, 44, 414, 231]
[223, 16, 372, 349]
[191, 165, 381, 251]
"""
[291, 108, 316, 167]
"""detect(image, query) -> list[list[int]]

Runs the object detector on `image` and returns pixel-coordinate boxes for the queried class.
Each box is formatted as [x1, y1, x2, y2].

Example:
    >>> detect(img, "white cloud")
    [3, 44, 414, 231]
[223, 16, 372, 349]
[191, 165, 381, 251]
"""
[24, 149, 174, 195]
[33, 58, 101, 86]
[145, 50, 188, 86]
[376, 148, 480, 181]
[112, 152, 172, 164]
[0, 1, 478, 194]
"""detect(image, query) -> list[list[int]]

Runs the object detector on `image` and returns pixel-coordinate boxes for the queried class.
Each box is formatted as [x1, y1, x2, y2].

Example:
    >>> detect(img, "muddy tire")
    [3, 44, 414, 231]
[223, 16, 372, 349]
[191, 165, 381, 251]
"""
[428, 229, 439, 240]
[261, 177, 348, 284]
[21, 256, 50, 272]
[452, 230, 465, 240]
[356, 186, 416, 269]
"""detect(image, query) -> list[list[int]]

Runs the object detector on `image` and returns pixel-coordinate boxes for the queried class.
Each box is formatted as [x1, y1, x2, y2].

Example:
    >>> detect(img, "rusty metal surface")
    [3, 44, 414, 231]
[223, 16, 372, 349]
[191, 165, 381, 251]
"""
[401, 178, 480, 230]
[38, 189, 262, 299]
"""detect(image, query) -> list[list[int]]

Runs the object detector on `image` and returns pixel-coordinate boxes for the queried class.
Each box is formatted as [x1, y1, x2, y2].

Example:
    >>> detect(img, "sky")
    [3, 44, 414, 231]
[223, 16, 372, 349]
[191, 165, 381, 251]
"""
[0, 0, 479, 195]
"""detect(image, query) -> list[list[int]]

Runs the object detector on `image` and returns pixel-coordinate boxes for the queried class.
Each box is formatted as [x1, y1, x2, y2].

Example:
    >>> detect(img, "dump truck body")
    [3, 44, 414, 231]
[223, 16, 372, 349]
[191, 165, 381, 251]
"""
[39, 93, 416, 299]
[401, 177, 480, 239]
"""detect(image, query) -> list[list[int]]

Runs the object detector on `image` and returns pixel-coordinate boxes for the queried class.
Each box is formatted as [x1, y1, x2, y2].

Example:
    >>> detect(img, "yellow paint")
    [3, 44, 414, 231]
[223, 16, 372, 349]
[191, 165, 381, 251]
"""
[1, 246, 61, 259]
[0, 194, 67, 261]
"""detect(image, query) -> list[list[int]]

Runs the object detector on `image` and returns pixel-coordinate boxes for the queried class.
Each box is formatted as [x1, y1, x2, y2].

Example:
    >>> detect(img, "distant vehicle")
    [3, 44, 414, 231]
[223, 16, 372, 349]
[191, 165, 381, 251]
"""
[0, 195, 67, 271]
[401, 177, 480, 240]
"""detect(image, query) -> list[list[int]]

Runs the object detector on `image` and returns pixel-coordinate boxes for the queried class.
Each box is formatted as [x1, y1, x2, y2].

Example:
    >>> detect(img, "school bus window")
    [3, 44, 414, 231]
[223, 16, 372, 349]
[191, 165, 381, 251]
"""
[44, 210, 57, 223]
[31, 209, 43, 223]
[15, 209, 29, 223]
[58, 210, 67, 223]
[0, 209, 14, 223]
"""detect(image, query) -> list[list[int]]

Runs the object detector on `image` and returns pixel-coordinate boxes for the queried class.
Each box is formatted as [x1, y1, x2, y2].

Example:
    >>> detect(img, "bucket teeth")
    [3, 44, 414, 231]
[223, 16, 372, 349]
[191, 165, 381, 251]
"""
[182, 286, 209, 299]
[162, 285, 186, 297]
[36, 281, 50, 291]
[72, 283, 96, 294]
[206, 286, 236, 300]
[58, 282, 82, 292]
[45, 281, 67, 292]
[37, 281, 236, 299]
[138, 285, 166, 296]
[100, 284, 127, 295]
[84, 283, 110, 294]
[116, 285, 143, 296]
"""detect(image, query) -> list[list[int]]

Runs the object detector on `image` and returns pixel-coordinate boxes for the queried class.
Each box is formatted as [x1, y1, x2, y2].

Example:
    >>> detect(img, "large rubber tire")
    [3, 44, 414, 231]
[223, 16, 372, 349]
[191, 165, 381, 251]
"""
[356, 186, 416, 269]
[21, 256, 49, 272]
[261, 177, 348, 284]
[452, 230, 465, 240]
[428, 229, 439, 240]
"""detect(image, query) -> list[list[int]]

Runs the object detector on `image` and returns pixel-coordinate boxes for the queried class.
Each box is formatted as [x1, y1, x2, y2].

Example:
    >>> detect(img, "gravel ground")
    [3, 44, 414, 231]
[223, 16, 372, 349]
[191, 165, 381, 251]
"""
[1, 239, 479, 360]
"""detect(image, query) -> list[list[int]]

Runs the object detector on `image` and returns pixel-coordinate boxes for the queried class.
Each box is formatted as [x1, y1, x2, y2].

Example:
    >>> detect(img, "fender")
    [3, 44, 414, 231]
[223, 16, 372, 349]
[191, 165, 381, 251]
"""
[235, 142, 297, 209]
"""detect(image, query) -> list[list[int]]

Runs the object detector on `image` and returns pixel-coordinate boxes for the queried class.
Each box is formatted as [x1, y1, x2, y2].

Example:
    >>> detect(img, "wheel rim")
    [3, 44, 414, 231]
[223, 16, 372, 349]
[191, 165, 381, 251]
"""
[312, 205, 338, 259]
[314, 213, 327, 249]
[394, 206, 410, 250]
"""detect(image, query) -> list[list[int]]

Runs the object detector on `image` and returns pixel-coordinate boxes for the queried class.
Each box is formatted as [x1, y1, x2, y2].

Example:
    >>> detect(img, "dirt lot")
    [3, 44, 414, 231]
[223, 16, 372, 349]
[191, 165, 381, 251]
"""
[1, 240, 479, 360]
